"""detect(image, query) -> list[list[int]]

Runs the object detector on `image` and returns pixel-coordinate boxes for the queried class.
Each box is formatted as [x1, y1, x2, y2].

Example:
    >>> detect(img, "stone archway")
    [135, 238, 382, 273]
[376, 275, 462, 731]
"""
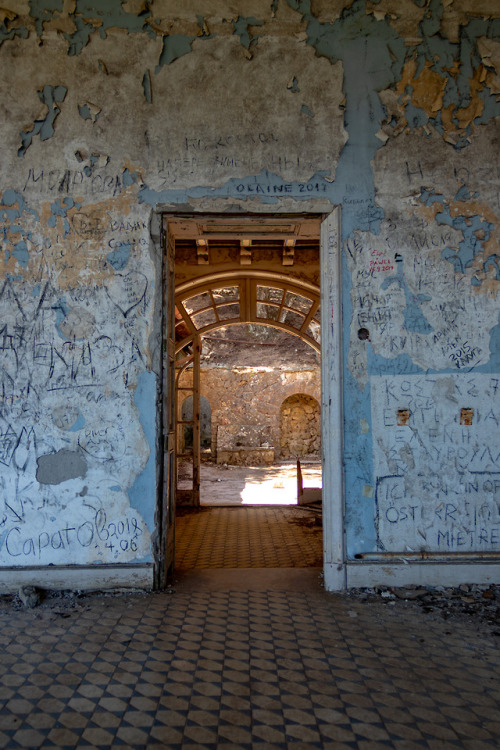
[280, 394, 321, 458]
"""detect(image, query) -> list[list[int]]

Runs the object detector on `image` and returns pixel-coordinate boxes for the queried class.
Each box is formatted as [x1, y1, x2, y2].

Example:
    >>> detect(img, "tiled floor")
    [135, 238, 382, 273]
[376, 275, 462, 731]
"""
[1, 574, 500, 748]
[0, 505, 499, 749]
[175, 506, 323, 568]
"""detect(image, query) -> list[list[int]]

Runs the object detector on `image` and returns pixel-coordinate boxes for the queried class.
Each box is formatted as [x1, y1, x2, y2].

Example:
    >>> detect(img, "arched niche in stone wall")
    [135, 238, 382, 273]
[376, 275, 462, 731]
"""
[280, 394, 321, 459]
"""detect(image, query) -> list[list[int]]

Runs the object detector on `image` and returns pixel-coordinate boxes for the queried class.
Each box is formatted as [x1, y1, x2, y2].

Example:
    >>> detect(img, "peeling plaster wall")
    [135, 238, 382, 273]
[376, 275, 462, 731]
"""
[0, 1, 500, 578]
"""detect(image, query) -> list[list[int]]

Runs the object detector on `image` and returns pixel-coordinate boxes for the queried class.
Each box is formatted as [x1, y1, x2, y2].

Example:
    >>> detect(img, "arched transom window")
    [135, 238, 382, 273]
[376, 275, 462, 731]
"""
[175, 272, 320, 354]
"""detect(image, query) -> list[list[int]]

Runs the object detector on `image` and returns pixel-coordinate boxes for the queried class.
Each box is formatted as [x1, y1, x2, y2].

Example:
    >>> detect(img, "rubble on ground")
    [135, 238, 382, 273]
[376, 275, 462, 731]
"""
[2, 582, 499, 637]
[348, 583, 500, 633]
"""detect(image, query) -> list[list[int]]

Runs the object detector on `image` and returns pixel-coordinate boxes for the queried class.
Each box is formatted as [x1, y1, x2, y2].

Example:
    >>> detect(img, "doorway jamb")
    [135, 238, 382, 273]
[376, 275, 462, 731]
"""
[159, 205, 343, 589]
[320, 208, 346, 590]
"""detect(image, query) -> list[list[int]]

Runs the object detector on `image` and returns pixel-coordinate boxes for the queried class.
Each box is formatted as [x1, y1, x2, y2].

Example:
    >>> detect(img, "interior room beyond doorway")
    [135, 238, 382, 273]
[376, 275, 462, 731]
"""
[176, 322, 323, 508]
[168, 213, 324, 572]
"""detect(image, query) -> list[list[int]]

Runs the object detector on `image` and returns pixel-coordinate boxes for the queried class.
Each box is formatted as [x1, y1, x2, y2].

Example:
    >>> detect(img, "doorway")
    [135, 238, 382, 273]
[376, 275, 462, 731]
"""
[177, 322, 322, 511]
[159, 210, 343, 589]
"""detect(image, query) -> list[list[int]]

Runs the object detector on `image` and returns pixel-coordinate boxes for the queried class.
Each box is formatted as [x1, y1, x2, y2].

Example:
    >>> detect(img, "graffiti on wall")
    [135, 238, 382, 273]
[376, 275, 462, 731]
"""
[346, 211, 500, 388]
[372, 374, 500, 552]
[0, 198, 154, 566]
[1, 0, 500, 572]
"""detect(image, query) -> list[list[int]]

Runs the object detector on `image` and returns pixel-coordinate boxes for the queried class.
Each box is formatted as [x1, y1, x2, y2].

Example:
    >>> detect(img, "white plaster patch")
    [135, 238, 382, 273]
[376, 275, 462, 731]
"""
[146, 35, 346, 187]
[0, 469, 151, 566]
[360, 418, 370, 434]
[372, 374, 500, 553]
[58, 307, 96, 339]
[347, 217, 499, 381]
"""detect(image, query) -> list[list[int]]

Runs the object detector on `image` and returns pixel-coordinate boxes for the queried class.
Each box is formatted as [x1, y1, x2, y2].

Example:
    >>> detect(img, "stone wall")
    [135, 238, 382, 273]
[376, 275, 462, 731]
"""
[280, 394, 321, 459]
[178, 365, 321, 462]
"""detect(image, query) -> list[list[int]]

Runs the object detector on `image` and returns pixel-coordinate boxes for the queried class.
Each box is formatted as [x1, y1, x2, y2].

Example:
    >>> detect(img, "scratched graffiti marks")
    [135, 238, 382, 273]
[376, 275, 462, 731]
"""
[0, 280, 149, 459]
[1, 473, 151, 566]
[105, 271, 148, 317]
[372, 374, 500, 553]
[356, 126, 500, 385]
[0, 279, 152, 565]
[0, 204, 154, 565]
[346, 215, 499, 384]
[144, 36, 347, 188]
[0, 203, 152, 407]
[0, 278, 152, 565]
[36, 200, 150, 293]
[0, 281, 146, 407]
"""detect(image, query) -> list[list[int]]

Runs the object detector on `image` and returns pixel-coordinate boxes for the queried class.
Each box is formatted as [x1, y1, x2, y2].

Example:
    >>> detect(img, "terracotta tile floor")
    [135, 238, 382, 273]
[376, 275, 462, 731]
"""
[0, 506, 499, 748]
[175, 506, 323, 568]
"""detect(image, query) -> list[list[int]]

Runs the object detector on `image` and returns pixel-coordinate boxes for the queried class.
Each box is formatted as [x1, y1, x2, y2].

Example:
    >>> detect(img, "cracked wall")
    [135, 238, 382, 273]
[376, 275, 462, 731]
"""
[0, 0, 499, 575]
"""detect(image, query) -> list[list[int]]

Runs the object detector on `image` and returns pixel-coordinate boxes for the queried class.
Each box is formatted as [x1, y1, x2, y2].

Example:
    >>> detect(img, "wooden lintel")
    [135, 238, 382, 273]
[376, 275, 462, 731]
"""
[166, 214, 323, 240]
[196, 238, 209, 265]
[282, 238, 295, 266]
[240, 239, 252, 265]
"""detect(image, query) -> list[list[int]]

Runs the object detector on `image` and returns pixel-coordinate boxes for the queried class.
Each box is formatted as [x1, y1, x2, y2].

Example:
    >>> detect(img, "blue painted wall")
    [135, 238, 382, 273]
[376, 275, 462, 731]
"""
[0, 0, 499, 571]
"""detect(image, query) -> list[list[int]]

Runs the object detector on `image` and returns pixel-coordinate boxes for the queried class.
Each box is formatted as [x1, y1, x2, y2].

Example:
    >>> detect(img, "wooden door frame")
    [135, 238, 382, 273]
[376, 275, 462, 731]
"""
[157, 206, 345, 590]
[320, 207, 345, 590]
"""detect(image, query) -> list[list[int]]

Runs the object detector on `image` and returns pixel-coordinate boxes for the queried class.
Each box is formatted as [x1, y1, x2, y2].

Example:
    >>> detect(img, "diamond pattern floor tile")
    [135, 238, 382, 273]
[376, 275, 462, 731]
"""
[175, 506, 322, 568]
[1, 559, 499, 748]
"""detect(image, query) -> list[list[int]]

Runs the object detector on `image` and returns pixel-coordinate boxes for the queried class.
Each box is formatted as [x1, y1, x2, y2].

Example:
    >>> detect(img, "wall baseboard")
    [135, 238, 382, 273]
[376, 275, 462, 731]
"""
[323, 560, 500, 591]
[0, 564, 154, 594]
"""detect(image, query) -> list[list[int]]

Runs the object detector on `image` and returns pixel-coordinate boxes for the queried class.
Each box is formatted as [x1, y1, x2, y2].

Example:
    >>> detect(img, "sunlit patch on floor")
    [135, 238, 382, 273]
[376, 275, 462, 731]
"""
[186, 460, 323, 506]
